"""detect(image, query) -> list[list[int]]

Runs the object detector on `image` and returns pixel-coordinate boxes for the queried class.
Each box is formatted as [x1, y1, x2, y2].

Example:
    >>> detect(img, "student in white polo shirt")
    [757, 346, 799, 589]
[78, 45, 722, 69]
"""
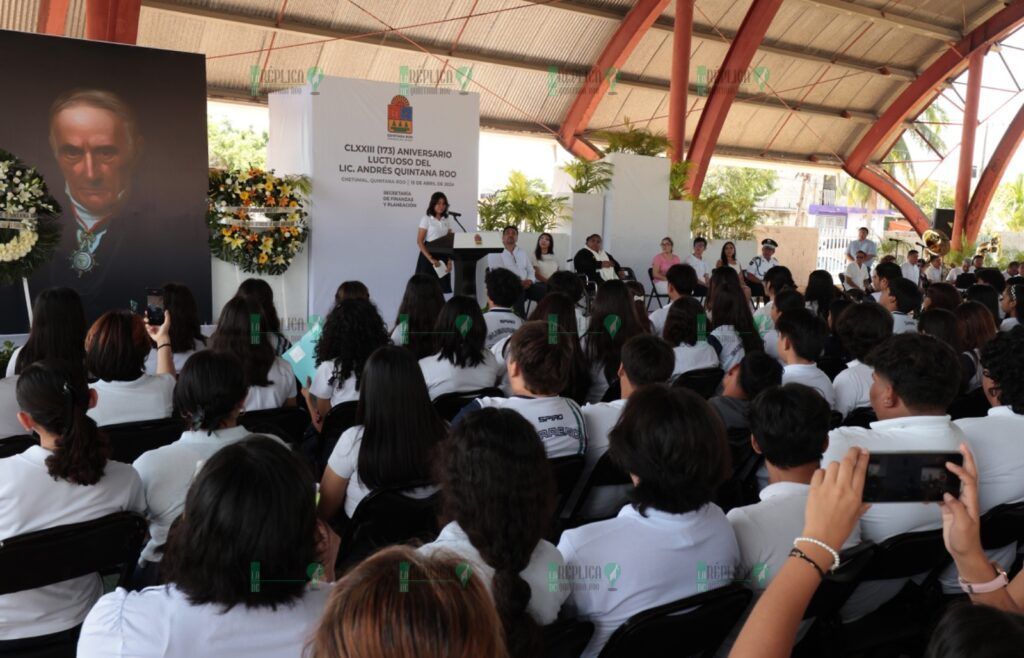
[418, 407, 569, 639]
[133, 351, 274, 566]
[80, 438, 337, 658]
[482, 267, 525, 349]
[0, 360, 144, 649]
[584, 280, 647, 403]
[569, 335, 674, 520]
[319, 347, 445, 522]
[708, 352, 783, 433]
[211, 296, 299, 413]
[547, 270, 589, 338]
[753, 266, 796, 337]
[870, 261, 902, 304]
[822, 333, 964, 620]
[762, 288, 805, 363]
[726, 384, 862, 650]
[883, 277, 921, 335]
[776, 309, 835, 409]
[85, 309, 176, 426]
[557, 385, 739, 658]
[419, 296, 502, 400]
[309, 298, 390, 428]
[662, 297, 719, 377]
[649, 263, 697, 337]
[454, 321, 585, 458]
[833, 302, 892, 420]
[950, 329, 1024, 580]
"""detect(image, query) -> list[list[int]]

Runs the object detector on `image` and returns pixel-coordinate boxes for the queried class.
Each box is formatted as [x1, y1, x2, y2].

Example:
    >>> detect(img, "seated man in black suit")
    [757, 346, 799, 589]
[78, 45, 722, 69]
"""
[573, 233, 628, 284]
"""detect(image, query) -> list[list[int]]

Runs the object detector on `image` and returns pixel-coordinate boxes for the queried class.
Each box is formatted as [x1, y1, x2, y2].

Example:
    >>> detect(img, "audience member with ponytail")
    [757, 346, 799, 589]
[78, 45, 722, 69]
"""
[557, 385, 738, 658]
[418, 407, 568, 657]
[86, 308, 177, 426]
[132, 350, 281, 566]
[6, 287, 87, 377]
[1000, 284, 1022, 332]
[707, 267, 763, 371]
[0, 359, 144, 647]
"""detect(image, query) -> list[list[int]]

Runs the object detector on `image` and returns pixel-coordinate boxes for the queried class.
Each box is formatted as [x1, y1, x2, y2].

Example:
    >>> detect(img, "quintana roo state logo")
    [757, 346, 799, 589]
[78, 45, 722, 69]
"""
[387, 95, 413, 135]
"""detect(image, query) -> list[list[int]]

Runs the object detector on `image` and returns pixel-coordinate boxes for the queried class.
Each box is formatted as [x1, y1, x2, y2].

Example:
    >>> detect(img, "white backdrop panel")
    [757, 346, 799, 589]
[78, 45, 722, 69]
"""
[602, 153, 670, 284]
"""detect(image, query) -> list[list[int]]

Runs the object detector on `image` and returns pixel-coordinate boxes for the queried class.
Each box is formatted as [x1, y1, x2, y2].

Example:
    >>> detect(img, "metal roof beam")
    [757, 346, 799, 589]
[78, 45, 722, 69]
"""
[525, 0, 916, 81]
[144, 0, 879, 126]
[795, 0, 960, 42]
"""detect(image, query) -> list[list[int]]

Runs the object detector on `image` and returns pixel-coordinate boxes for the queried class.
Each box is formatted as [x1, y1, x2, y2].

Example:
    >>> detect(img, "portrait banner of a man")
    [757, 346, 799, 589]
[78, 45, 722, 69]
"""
[0, 30, 210, 333]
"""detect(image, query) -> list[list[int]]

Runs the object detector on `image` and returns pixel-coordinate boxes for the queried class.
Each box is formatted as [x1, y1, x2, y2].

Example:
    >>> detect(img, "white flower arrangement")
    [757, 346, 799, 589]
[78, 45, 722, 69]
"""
[0, 150, 61, 284]
[0, 220, 38, 262]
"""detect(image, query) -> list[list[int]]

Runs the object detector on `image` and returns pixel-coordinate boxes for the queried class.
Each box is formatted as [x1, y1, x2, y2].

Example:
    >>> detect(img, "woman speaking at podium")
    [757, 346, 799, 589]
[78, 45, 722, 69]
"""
[415, 191, 454, 293]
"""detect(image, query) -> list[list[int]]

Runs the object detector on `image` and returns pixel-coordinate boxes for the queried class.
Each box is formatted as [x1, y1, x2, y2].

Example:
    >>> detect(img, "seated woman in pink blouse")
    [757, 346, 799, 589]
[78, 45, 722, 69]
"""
[651, 237, 681, 295]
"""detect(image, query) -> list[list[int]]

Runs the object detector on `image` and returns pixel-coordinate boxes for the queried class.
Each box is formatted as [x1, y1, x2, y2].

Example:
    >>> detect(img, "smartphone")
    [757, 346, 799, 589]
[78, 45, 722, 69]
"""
[863, 451, 963, 503]
[145, 288, 164, 326]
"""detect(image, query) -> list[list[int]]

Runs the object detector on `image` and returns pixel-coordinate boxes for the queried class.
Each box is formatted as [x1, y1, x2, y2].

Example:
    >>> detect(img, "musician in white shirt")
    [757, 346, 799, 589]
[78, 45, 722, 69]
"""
[923, 254, 944, 285]
[843, 250, 869, 292]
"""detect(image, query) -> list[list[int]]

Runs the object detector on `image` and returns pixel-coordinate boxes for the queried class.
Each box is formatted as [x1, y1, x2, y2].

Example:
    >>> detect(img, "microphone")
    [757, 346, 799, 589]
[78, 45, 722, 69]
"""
[446, 210, 467, 232]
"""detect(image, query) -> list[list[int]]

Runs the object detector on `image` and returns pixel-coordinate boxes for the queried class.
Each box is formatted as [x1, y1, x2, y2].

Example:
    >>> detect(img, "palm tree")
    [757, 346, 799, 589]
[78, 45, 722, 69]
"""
[885, 104, 950, 189]
[1000, 173, 1024, 231]
[476, 171, 568, 232]
[561, 158, 614, 193]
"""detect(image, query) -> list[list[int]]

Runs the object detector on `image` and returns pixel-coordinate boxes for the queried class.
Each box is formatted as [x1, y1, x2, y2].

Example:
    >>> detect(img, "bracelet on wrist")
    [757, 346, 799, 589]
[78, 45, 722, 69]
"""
[958, 562, 1008, 594]
[794, 536, 841, 572]
[789, 548, 826, 579]
[157, 343, 172, 350]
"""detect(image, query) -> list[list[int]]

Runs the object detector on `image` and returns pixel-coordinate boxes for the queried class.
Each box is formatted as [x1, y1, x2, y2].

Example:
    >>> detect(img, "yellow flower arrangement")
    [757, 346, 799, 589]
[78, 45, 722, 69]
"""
[208, 168, 309, 275]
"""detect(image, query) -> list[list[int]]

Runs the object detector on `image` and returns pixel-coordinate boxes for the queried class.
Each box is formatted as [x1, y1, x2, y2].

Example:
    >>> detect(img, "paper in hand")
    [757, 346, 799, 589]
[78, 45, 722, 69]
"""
[433, 260, 448, 278]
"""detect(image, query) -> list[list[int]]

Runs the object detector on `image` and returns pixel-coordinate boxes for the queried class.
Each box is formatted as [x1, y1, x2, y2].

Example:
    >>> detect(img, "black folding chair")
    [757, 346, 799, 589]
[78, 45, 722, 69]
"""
[104, 417, 187, 464]
[241, 406, 311, 445]
[600, 379, 621, 402]
[837, 528, 952, 655]
[842, 407, 877, 428]
[619, 267, 637, 282]
[318, 401, 359, 471]
[335, 481, 440, 573]
[948, 387, 990, 420]
[0, 434, 35, 458]
[714, 427, 762, 512]
[568, 451, 632, 523]
[980, 501, 1024, 553]
[647, 267, 670, 311]
[0, 511, 147, 596]
[432, 387, 505, 422]
[816, 355, 848, 382]
[544, 618, 595, 658]
[795, 542, 877, 656]
[550, 454, 585, 520]
[597, 583, 753, 658]
[672, 367, 723, 399]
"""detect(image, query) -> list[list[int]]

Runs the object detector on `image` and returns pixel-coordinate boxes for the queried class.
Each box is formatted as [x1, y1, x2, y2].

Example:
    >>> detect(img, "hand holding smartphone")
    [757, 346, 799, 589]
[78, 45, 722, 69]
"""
[145, 287, 165, 326]
[863, 451, 963, 503]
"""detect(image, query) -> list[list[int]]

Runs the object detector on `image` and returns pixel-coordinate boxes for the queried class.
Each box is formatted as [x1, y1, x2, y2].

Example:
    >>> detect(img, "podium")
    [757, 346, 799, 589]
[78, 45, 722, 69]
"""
[425, 232, 503, 297]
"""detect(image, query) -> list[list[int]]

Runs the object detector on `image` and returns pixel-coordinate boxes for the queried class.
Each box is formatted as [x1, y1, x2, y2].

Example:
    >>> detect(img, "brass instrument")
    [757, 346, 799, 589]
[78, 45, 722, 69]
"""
[922, 229, 951, 257]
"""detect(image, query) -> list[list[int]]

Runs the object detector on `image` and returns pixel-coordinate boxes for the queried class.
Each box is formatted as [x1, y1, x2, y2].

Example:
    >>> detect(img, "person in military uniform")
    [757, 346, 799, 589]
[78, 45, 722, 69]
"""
[745, 238, 780, 299]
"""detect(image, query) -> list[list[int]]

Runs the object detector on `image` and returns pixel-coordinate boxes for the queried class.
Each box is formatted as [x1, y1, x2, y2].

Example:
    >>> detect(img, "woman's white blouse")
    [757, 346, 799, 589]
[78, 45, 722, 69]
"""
[419, 215, 453, 242]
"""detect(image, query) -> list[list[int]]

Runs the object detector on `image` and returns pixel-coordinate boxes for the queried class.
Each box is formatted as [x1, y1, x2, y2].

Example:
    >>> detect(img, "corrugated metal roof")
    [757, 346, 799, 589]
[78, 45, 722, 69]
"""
[5, 0, 1021, 170]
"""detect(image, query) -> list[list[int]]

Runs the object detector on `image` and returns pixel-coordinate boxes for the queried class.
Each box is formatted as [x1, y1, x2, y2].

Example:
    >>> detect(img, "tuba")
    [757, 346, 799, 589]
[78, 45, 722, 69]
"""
[922, 229, 950, 257]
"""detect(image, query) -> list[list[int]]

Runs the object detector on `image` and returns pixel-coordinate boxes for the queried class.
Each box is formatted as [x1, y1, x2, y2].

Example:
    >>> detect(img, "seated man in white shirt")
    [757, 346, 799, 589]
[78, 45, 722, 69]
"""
[684, 237, 710, 296]
[649, 263, 697, 337]
[776, 309, 835, 409]
[557, 385, 739, 658]
[883, 277, 921, 334]
[1005, 260, 1020, 280]
[843, 250, 869, 293]
[569, 334, 675, 520]
[708, 352, 783, 433]
[727, 384, 862, 646]
[946, 258, 974, 283]
[952, 328, 1024, 582]
[487, 225, 546, 306]
[453, 321, 586, 458]
[833, 303, 892, 420]
[482, 268, 524, 349]
[923, 255, 944, 285]
[901, 249, 922, 287]
[822, 333, 964, 621]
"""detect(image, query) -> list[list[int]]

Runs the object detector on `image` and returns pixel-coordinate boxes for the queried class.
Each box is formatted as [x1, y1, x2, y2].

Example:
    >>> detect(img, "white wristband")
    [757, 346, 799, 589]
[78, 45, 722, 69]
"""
[793, 537, 840, 572]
